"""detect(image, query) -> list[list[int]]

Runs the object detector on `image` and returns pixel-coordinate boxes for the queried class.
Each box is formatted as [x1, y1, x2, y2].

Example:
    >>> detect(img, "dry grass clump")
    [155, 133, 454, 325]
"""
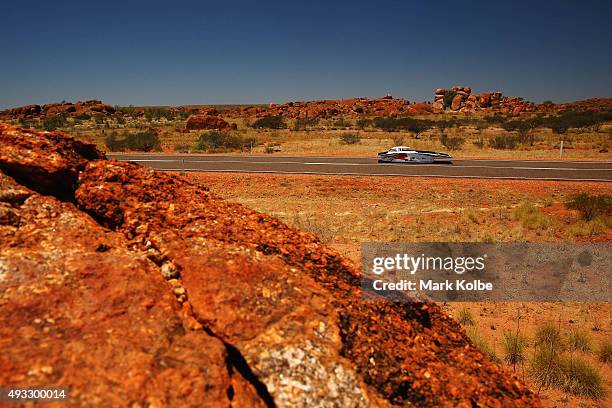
[567, 329, 592, 352]
[534, 322, 564, 351]
[457, 307, 475, 326]
[512, 202, 552, 230]
[530, 345, 565, 390]
[558, 355, 606, 399]
[569, 217, 610, 237]
[529, 324, 606, 400]
[502, 331, 528, 371]
[598, 339, 612, 364]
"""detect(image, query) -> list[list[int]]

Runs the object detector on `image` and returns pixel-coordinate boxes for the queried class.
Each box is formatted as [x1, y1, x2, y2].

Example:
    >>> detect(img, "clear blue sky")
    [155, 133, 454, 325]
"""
[2, 0, 611, 109]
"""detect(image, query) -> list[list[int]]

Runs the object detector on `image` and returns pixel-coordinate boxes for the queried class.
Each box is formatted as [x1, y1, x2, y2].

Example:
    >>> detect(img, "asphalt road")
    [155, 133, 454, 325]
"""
[107, 153, 612, 182]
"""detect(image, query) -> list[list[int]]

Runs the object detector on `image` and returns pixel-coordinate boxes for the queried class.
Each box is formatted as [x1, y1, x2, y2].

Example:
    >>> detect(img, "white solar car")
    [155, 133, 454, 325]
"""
[377, 146, 452, 164]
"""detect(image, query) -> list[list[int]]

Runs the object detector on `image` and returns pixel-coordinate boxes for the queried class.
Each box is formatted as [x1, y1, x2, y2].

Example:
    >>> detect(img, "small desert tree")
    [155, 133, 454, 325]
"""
[405, 120, 431, 139]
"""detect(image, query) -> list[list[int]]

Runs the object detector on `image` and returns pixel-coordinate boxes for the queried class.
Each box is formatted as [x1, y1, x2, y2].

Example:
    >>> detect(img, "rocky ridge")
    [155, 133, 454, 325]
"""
[2, 94, 611, 124]
[0, 100, 116, 120]
[232, 96, 432, 119]
[0, 122, 540, 406]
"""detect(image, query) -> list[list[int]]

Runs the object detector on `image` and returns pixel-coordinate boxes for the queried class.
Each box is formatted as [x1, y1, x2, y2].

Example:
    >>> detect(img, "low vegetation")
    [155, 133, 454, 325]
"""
[456, 307, 475, 326]
[530, 345, 565, 390]
[567, 329, 592, 352]
[512, 202, 552, 230]
[439, 134, 465, 150]
[489, 134, 519, 150]
[566, 193, 612, 221]
[251, 115, 286, 129]
[192, 131, 255, 152]
[105, 130, 161, 152]
[598, 339, 612, 364]
[559, 355, 606, 399]
[534, 322, 564, 351]
[528, 322, 606, 399]
[293, 117, 319, 131]
[502, 331, 528, 371]
[339, 133, 361, 145]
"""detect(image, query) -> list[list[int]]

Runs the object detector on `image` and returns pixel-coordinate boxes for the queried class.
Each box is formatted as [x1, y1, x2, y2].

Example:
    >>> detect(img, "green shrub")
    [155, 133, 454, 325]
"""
[598, 339, 612, 364]
[489, 134, 519, 149]
[483, 115, 506, 124]
[193, 131, 248, 152]
[435, 119, 457, 132]
[105, 130, 162, 152]
[293, 117, 319, 130]
[534, 322, 564, 351]
[372, 117, 431, 136]
[501, 120, 539, 146]
[339, 133, 361, 145]
[41, 113, 68, 131]
[356, 118, 372, 129]
[104, 132, 123, 152]
[467, 328, 497, 362]
[502, 331, 528, 370]
[456, 307, 475, 326]
[567, 329, 592, 352]
[566, 193, 612, 221]
[540, 109, 612, 134]
[333, 118, 352, 128]
[512, 202, 552, 230]
[440, 134, 465, 150]
[124, 131, 162, 152]
[559, 355, 606, 399]
[174, 144, 190, 153]
[251, 115, 286, 129]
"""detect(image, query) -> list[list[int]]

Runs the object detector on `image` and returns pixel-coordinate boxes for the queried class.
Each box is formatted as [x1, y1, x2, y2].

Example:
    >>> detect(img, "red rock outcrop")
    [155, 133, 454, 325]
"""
[232, 96, 430, 119]
[185, 113, 237, 131]
[432, 86, 535, 114]
[0, 100, 116, 120]
[0, 122, 540, 406]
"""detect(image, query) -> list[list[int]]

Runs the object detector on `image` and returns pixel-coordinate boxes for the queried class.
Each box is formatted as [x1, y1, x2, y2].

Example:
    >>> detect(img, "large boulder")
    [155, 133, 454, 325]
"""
[0, 122, 540, 407]
[185, 114, 237, 131]
[451, 93, 464, 111]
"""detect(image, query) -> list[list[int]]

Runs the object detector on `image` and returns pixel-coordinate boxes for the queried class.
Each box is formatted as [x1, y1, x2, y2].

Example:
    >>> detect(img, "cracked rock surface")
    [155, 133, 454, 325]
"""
[0, 123, 540, 407]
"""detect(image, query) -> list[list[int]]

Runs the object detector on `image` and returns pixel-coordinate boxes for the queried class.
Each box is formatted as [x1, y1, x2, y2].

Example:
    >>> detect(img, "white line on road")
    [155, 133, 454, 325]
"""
[119, 159, 611, 172]
[107, 154, 612, 165]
